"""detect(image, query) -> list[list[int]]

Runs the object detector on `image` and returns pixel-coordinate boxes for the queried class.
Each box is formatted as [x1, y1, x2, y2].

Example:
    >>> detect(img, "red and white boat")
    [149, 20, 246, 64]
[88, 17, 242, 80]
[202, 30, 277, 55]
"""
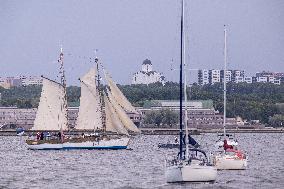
[213, 26, 248, 170]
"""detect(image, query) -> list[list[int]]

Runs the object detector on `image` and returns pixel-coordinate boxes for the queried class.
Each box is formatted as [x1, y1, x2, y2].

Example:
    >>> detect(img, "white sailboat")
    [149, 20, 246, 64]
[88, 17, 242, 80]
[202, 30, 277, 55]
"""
[165, 0, 217, 182]
[213, 25, 248, 170]
[26, 50, 139, 150]
[65, 57, 140, 149]
[26, 48, 68, 150]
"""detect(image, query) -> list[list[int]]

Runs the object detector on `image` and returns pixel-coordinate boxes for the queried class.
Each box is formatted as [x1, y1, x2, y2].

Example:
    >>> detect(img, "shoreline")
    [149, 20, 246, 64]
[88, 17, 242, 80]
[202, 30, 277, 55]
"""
[139, 128, 284, 135]
[0, 128, 283, 136]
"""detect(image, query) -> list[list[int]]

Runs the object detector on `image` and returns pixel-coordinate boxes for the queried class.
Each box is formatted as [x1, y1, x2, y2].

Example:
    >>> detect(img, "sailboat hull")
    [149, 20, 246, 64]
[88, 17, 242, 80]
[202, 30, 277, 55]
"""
[63, 137, 130, 150]
[27, 143, 63, 150]
[165, 164, 217, 182]
[214, 154, 247, 170]
[26, 137, 130, 150]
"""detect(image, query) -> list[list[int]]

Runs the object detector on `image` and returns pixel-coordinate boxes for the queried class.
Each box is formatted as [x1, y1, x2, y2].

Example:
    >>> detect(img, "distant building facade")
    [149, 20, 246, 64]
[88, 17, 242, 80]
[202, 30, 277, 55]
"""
[0, 77, 22, 89]
[0, 107, 37, 129]
[132, 59, 165, 85]
[199, 69, 244, 85]
[0, 107, 141, 130]
[0, 76, 43, 89]
[198, 69, 283, 85]
[20, 76, 43, 86]
[138, 100, 244, 129]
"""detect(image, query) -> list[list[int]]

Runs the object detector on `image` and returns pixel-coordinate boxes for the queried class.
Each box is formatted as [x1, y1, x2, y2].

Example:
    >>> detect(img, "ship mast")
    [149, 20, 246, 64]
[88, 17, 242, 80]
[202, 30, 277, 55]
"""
[94, 51, 105, 133]
[179, 0, 184, 160]
[182, 0, 189, 160]
[58, 47, 67, 141]
[223, 25, 227, 138]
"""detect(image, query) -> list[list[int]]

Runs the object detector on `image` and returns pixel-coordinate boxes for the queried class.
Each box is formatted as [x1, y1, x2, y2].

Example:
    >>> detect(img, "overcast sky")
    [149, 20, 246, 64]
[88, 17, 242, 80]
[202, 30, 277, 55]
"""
[1, 0, 283, 85]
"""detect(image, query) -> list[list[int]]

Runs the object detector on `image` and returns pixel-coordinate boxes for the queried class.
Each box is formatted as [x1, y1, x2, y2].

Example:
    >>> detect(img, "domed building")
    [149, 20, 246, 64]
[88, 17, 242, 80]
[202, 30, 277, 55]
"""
[132, 59, 165, 85]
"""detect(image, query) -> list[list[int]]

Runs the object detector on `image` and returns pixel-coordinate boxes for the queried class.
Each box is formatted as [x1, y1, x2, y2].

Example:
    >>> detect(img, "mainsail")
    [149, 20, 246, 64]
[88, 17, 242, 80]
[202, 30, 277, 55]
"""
[104, 95, 129, 135]
[76, 67, 103, 130]
[105, 72, 137, 113]
[32, 77, 68, 131]
[107, 89, 141, 133]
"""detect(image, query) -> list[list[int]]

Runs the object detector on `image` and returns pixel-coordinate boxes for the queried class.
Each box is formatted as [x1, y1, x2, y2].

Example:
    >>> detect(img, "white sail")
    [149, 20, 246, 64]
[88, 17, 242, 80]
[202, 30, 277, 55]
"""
[32, 77, 68, 131]
[105, 73, 137, 113]
[107, 89, 141, 133]
[76, 67, 103, 130]
[104, 95, 129, 135]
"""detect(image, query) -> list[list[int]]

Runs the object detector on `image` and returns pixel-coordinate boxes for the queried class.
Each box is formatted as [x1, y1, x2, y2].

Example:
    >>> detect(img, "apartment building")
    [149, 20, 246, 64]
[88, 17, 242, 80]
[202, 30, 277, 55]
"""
[198, 69, 245, 85]
[198, 70, 282, 85]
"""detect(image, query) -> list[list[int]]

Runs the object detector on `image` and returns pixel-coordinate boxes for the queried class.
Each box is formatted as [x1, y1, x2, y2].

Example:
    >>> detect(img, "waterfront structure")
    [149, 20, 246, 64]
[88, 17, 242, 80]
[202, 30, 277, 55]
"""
[0, 106, 141, 130]
[132, 59, 165, 85]
[198, 70, 282, 85]
[139, 100, 241, 129]
[0, 107, 37, 129]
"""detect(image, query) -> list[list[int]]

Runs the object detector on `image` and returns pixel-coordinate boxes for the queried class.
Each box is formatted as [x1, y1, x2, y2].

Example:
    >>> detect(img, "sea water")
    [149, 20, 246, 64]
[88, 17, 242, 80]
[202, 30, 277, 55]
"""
[0, 133, 283, 189]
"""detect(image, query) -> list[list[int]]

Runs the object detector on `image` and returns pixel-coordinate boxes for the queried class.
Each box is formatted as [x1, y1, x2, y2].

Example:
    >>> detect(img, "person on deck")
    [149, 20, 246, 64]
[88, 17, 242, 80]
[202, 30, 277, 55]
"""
[57, 132, 62, 140]
[223, 139, 233, 151]
[174, 136, 178, 143]
[36, 132, 40, 140]
[40, 132, 44, 140]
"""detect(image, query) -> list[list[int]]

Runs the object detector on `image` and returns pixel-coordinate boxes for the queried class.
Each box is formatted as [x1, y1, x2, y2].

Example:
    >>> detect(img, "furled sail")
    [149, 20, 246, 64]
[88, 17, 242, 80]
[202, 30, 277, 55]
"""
[107, 89, 141, 133]
[104, 95, 129, 135]
[76, 67, 103, 130]
[105, 72, 137, 113]
[32, 77, 68, 131]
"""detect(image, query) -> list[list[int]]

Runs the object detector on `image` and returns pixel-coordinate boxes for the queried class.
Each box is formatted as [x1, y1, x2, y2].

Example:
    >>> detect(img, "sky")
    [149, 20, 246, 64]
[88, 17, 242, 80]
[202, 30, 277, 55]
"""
[0, 0, 284, 85]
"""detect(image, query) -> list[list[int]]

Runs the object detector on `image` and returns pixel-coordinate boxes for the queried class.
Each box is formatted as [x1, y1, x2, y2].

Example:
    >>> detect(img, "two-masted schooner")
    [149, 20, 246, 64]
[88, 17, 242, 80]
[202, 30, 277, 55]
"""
[26, 49, 140, 150]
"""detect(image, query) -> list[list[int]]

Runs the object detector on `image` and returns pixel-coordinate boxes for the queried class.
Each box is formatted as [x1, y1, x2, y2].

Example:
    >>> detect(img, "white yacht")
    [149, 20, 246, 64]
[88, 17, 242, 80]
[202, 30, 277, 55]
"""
[165, 0, 217, 182]
[213, 25, 248, 170]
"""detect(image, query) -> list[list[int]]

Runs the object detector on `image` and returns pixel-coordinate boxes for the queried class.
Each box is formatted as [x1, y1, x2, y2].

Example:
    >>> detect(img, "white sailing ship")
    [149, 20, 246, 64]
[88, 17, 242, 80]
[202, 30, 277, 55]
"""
[165, 0, 217, 182]
[26, 50, 140, 150]
[213, 25, 248, 170]
[66, 57, 140, 149]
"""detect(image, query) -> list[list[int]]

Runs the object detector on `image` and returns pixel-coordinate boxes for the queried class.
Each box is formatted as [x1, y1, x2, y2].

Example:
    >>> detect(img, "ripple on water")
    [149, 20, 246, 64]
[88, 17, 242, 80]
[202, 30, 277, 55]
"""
[0, 133, 284, 189]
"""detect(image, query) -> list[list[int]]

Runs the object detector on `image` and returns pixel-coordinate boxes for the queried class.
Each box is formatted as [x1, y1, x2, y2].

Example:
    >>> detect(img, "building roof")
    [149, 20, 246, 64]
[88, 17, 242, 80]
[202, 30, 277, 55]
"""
[143, 100, 214, 109]
[142, 59, 152, 65]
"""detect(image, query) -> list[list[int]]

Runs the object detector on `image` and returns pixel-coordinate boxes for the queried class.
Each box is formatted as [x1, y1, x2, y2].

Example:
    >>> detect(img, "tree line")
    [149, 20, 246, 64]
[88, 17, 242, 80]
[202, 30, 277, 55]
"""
[0, 82, 283, 125]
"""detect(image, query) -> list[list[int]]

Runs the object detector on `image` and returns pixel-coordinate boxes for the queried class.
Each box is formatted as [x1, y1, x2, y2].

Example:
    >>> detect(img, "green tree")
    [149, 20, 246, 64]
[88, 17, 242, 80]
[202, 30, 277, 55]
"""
[268, 114, 284, 127]
[143, 109, 178, 127]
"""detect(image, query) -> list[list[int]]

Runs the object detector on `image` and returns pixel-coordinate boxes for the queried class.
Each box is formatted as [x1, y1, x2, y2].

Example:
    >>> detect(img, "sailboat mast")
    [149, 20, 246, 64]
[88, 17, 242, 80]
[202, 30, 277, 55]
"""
[182, 0, 189, 160]
[184, 65, 189, 160]
[95, 56, 105, 133]
[179, 0, 184, 159]
[58, 47, 67, 141]
[223, 25, 227, 138]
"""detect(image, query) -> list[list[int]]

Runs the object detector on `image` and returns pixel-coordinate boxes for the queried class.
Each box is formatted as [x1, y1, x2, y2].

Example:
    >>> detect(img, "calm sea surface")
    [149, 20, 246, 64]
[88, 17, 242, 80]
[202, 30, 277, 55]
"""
[0, 133, 283, 189]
